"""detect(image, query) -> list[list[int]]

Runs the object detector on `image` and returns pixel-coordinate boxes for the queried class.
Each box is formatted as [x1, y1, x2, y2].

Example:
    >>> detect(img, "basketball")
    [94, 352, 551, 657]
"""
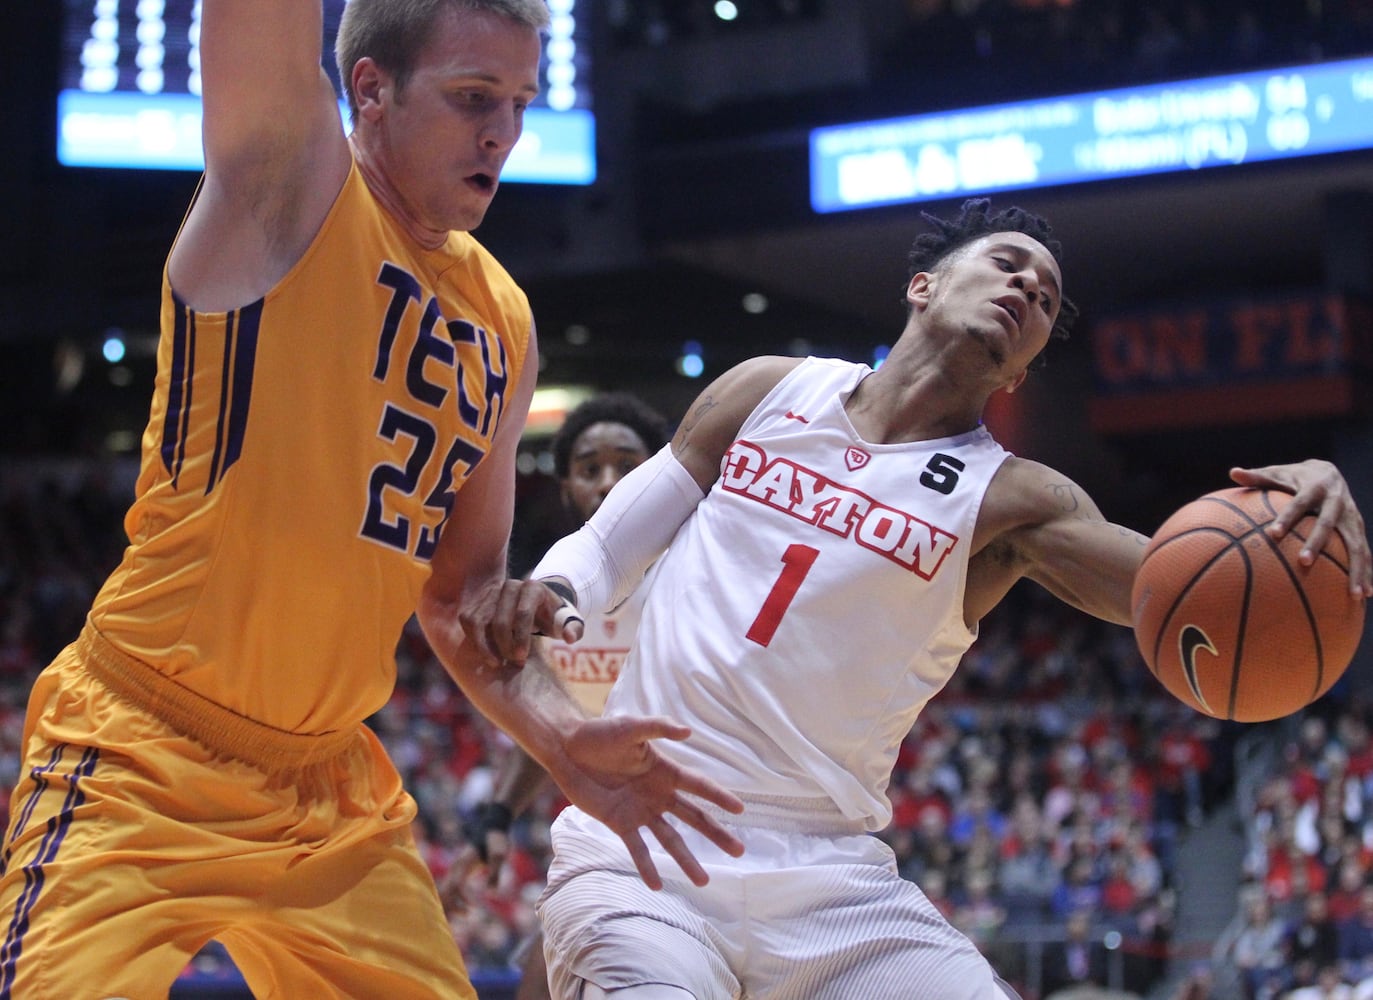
[1131, 487, 1366, 723]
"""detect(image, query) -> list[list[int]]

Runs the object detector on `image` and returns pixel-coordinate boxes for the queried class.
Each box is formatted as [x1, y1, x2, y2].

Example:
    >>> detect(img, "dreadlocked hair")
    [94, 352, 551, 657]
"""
[904, 198, 1078, 343]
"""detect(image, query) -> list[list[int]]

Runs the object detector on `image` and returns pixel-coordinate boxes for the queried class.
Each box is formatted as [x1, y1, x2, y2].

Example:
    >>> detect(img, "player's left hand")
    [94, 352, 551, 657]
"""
[1230, 459, 1372, 596]
[549, 715, 745, 890]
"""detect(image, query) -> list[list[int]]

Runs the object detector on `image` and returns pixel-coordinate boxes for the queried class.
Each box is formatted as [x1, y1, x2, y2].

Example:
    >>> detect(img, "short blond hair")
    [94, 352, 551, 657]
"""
[335, 0, 551, 120]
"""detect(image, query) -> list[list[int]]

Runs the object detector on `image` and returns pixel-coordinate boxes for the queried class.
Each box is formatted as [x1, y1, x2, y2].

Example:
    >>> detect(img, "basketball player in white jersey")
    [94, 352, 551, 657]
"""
[459, 198, 1373, 1000]
[450, 392, 668, 1000]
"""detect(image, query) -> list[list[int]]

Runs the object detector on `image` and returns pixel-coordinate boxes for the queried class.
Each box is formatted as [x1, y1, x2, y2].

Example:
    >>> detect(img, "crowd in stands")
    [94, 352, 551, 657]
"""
[0, 460, 1247, 999]
[1215, 701, 1373, 1000]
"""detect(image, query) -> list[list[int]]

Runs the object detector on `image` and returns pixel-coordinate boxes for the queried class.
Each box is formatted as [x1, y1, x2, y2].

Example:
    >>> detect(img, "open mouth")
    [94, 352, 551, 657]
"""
[993, 297, 1024, 331]
[467, 171, 497, 193]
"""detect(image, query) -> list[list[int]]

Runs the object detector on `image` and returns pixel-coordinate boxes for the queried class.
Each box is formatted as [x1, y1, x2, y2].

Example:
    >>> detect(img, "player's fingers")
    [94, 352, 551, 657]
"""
[1295, 509, 1337, 567]
[500, 581, 547, 663]
[615, 715, 693, 744]
[456, 596, 502, 666]
[1229, 464, 1294, 492]
[552, 602, 585, 642]
[649, 818, 710, 887]
[670, 766, 745, 817]
[1341, 515, 1373, 597]
[621, 828, 662, 891]
[1277, 478, 1332, 535]
[671, 796, 745, 858]
[1353, 546, 1373, 598]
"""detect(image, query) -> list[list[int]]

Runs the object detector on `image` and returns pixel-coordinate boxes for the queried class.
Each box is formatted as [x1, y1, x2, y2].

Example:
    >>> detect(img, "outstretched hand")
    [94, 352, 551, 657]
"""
[1231, 459, 1372, 596]
[552, 715, 745, 890]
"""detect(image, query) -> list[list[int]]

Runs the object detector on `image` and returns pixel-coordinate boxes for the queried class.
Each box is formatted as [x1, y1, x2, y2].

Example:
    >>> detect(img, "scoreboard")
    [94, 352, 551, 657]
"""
[56, 0, 596, 184]
[810, 55, 1373, 213]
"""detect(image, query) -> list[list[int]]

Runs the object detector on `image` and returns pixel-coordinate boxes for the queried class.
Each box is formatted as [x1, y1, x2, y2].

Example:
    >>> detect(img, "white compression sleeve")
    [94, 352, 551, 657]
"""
[532, 445, 705, 615]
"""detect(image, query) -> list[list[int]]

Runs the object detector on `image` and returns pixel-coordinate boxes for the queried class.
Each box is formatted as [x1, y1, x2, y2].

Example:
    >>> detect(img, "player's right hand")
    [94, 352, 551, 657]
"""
[457, 577, 583, 667]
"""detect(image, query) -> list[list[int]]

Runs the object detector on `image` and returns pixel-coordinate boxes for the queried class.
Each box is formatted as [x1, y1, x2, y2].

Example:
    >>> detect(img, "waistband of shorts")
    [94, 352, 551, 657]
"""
[79, 621, 358, 773]
[704, 791, 869, 837]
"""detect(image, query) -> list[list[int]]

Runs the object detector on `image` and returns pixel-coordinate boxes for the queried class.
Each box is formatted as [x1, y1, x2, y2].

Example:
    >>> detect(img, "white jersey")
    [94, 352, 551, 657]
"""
[604, 357, 1010, 830]
[542, 584, 645, 715]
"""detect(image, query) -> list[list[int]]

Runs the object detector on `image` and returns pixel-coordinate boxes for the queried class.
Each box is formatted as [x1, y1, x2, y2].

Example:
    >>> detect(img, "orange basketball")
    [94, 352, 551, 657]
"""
[1131, 487, 1365, 722]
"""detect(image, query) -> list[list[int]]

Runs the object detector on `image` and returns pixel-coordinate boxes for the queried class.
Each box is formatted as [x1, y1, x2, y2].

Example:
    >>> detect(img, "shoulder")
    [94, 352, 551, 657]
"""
[716, 355, 808, 395]
[672, 356, 804, 485]
[678, 356, 804, 437]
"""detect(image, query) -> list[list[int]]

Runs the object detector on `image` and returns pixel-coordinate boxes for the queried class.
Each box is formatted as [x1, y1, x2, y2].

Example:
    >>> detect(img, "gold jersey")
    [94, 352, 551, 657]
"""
[87, 161, 530, 735]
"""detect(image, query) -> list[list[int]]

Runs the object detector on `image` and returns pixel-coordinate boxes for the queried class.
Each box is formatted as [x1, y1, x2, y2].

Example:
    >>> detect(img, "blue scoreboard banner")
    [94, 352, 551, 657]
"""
[810, 56, 1373, 213]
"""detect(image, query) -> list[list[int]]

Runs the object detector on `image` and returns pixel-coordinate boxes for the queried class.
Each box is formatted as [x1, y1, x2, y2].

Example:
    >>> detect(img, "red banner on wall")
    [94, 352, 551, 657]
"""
[1088, 291, 1373, 433]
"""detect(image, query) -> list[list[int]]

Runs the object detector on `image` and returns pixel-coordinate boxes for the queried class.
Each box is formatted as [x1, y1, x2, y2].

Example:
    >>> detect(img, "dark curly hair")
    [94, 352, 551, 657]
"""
[905, 198, 1078, 344]
[552, 392, 670, 479]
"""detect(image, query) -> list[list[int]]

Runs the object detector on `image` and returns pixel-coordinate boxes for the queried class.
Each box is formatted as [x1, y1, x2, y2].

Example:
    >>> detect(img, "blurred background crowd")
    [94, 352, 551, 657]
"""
[4, 0, 1373, 997]
[1, 451, 1369, 1000]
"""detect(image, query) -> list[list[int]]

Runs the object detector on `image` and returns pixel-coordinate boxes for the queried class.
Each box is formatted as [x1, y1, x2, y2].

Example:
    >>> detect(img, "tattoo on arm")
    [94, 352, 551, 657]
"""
[1046, 480, 1133, 532]
[1046, 481, 1082, 513]
[673, 394, 719, 453]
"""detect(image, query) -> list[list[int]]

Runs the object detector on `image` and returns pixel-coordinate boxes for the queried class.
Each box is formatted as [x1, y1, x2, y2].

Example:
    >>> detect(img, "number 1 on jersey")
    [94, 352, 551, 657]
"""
[746, 543, 819, 647]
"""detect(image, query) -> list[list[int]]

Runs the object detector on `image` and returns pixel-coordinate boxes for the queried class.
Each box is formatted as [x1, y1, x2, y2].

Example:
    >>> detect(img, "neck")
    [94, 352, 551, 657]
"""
[845, 338, 990, 444]
[350, 135, 449, 250]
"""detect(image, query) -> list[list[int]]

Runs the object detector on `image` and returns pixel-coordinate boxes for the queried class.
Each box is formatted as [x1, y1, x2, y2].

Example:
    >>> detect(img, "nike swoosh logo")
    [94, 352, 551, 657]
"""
[1178, 624, 1218, 715]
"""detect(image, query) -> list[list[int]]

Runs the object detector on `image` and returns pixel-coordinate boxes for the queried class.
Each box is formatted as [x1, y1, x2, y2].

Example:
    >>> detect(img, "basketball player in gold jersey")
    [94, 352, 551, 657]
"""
[0, 3, 741, 997]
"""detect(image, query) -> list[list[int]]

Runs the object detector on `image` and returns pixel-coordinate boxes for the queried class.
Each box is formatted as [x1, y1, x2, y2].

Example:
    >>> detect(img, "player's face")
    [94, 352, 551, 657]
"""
[562, 422, 651, 523]
[370, 8, 541, 233]
[914, 231, 1063, 380]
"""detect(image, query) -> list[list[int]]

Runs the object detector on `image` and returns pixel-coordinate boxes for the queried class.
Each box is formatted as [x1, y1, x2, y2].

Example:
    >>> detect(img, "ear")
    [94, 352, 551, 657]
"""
[352, 57, 387, 122]
[906, 272, 933, 310]
[1002, 368, 1029, 395]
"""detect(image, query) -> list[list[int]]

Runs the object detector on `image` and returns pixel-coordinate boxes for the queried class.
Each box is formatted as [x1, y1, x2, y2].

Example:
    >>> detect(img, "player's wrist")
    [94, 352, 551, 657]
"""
[540, 577, 577, 608]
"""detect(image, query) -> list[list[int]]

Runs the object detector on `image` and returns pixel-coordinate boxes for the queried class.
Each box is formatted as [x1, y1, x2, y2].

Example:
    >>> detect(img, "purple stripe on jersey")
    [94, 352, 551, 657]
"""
[161, 299, 192, 484]
[0, 746, 100, 997]
[176, 311, 197, 487]
[0, 745, 65, 877]
[220, 298, 261, 480]
[206, 299, 262, 493]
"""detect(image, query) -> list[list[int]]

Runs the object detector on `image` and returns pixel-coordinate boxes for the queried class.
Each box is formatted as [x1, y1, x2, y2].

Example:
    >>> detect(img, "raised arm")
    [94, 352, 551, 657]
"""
[169, 0, 351, 310]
